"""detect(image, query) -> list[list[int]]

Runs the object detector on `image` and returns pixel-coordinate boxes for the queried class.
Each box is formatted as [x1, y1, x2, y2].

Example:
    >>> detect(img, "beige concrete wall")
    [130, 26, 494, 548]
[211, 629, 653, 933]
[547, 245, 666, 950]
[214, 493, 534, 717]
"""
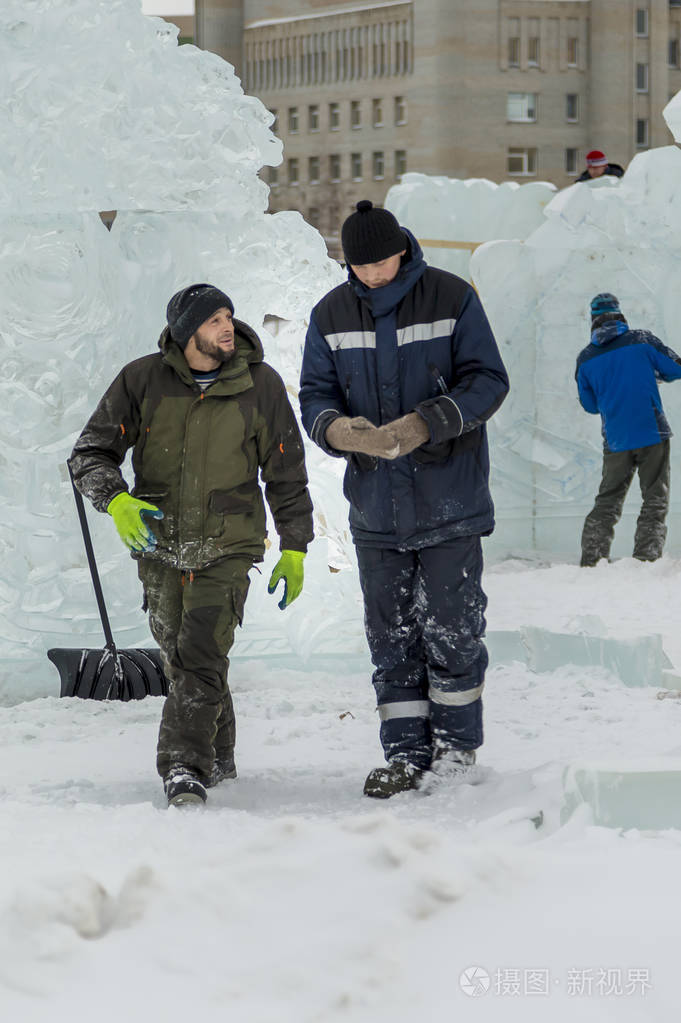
[195, 0, 243, 74]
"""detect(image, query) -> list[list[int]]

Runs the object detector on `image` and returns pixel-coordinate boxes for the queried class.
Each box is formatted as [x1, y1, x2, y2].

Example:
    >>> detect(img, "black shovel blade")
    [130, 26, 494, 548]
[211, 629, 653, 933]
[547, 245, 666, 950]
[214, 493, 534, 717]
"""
[47, 647, 168, 701]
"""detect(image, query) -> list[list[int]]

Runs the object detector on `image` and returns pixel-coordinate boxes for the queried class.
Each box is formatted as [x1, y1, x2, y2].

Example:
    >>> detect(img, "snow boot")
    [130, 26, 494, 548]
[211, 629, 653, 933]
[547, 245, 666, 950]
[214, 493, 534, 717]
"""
[207, 754, 237, 788]
[363, 759, 424, 799]
[164, 766, 208, 808]
[430, 746, 476, 779]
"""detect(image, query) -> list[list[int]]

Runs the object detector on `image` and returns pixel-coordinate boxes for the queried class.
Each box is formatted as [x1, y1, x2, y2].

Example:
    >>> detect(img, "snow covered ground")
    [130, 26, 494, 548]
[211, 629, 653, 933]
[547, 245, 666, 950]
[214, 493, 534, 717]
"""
[2, 555, 681, 1022]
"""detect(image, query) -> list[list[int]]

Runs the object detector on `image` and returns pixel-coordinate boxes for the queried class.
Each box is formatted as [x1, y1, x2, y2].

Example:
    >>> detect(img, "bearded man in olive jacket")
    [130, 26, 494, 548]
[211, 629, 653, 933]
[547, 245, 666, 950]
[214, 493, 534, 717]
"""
[70, 284, 314, 807]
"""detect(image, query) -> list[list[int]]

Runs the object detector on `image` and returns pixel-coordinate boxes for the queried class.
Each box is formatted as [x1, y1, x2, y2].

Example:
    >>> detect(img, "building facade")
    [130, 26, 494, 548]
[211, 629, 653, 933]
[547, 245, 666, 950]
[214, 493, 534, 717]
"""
[194, 0, 681, 256]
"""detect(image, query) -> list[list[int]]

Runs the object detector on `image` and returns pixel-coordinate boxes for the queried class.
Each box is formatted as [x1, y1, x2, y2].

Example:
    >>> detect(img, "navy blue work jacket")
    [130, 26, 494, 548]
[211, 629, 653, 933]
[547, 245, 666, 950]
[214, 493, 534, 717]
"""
[299, 233, 509, 549]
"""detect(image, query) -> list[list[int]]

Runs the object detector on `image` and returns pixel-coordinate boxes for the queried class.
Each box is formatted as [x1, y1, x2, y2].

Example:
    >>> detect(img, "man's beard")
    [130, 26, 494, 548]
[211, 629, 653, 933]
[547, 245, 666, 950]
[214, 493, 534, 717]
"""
[194, 329, 236, 363]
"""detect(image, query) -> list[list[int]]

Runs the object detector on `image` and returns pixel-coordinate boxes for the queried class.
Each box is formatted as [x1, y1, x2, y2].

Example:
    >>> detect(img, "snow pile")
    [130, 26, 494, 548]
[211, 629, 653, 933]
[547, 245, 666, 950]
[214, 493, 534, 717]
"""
[0, 0, 343, 703]
[474, 96, 681, 560]
[385, 172, 556, 280]
[3, 557, 681, 1019]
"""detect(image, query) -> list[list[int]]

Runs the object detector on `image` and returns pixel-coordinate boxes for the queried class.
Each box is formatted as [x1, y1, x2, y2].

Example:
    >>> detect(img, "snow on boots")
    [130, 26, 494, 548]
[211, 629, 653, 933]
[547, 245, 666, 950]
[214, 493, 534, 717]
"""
[164, 767, 208, 807]
[363, 759, 424, 798]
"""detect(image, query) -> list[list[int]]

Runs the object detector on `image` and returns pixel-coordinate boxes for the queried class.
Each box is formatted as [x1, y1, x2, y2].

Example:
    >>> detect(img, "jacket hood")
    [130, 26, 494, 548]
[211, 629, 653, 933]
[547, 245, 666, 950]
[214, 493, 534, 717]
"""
[348, 228, 427, 316]
[591, 319, 629, 347]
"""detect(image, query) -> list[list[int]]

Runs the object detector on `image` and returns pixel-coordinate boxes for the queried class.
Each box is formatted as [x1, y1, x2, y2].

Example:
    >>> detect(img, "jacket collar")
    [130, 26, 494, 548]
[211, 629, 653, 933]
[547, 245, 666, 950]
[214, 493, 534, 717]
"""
[158, 319, 264, 395]
[591, 320, 629, 346]
[348, 228, 427, 317]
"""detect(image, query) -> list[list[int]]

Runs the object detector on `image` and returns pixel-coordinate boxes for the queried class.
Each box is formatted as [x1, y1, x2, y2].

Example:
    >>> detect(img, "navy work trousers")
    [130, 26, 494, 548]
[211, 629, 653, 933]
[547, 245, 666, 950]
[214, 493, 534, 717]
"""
[355, 536, 488, 770]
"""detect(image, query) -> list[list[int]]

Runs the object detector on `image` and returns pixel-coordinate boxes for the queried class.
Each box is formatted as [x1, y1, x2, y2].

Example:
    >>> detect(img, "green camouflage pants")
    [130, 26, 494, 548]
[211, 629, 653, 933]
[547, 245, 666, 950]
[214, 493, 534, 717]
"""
[137, 555, 253, 781]
[581, 440, 670, 566]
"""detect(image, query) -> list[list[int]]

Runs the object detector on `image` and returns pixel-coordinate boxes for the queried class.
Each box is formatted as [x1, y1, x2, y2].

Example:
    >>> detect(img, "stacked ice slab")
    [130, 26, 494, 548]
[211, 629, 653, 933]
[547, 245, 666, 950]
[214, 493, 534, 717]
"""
[0, 0, 343, 702]
[385, 173, 556, 282]
[471, 136, 681, 559]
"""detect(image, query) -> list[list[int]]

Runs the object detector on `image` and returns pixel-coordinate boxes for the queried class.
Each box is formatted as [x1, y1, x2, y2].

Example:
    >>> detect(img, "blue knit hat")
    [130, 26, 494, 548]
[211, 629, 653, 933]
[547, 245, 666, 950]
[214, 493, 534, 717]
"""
[590, 293, 621, 320]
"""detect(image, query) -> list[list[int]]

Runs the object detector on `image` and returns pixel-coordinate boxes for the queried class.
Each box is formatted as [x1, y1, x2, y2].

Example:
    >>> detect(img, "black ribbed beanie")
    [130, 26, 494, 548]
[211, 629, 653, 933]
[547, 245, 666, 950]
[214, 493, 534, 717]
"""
[166, 283, 234, 349]
[341, 200, 406, 265]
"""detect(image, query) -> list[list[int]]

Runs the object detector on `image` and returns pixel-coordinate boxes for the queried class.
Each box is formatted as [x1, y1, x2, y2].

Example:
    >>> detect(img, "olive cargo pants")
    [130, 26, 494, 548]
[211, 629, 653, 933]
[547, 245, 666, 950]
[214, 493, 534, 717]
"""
[581, 440, 670, 566]
[137, 555, 253, 781]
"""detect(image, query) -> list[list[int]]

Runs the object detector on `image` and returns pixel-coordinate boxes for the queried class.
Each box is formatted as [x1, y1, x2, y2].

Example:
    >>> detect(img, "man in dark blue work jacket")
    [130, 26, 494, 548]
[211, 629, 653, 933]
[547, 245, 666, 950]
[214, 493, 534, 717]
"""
[299, 200, 509, 798]
[576, 292, 681, 567]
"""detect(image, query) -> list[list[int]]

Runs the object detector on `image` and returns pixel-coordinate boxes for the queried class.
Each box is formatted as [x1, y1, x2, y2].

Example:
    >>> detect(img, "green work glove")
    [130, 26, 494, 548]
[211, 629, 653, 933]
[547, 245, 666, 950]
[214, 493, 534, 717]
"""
[107, 492, 164, 553]
[267, 550, 305, 610]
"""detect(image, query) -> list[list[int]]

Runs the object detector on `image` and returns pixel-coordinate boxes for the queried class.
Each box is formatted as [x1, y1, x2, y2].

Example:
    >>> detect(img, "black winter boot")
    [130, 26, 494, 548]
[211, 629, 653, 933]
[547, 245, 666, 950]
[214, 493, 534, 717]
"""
[164, 766, 208, 807]
[363, 759, 424, 799]
[207, 754, 237, 788]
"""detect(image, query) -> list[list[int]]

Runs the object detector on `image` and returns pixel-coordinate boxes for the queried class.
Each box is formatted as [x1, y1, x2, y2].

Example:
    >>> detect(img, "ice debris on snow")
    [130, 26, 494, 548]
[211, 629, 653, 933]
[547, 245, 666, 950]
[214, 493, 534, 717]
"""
[562, 759, 681, 830]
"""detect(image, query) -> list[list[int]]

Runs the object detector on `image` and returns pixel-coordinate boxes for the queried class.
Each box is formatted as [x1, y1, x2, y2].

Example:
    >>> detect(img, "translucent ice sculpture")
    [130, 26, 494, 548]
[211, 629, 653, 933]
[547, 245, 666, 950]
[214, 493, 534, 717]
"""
[0, 1, 344, 703]
[385, 173, 556, 280]
[472, 124, 681, 559]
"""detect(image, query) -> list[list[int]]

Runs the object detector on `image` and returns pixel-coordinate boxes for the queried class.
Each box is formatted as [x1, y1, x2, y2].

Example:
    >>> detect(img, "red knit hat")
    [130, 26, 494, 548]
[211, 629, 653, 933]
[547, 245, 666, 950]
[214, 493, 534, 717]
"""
[586, 150, 608, 167]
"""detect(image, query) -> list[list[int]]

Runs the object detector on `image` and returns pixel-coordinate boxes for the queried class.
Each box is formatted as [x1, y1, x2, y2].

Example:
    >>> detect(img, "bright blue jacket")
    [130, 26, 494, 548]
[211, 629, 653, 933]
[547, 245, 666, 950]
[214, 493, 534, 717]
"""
[299, 233, 509, 548]
[576, 320, 681, 453]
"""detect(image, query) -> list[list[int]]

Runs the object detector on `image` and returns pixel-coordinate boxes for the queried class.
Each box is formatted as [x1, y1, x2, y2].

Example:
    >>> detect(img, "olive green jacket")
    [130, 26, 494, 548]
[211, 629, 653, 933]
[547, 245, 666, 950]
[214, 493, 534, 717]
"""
[70, 321, 314, 570]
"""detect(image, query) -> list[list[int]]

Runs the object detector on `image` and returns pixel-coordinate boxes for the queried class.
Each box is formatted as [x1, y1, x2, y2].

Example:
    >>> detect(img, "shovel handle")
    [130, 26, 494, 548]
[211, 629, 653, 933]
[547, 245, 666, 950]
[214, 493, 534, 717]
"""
[67, 461, 118, 655]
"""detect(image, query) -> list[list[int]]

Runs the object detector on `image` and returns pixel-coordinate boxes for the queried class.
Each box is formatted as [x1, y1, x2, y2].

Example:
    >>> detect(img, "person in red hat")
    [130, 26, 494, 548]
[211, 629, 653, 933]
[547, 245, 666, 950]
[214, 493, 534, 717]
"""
[576, 150, 625, 182]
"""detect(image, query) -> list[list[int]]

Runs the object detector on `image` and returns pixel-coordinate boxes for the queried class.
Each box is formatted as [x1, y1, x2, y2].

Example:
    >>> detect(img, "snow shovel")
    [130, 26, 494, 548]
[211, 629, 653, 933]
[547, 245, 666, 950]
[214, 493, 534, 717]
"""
[47, 463, 169, 701]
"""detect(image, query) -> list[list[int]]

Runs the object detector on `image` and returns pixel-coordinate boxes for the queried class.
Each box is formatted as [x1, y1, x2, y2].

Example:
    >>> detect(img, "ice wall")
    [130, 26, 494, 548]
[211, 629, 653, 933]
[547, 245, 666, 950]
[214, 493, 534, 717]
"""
[384, 173, 556, 281]
[472, 120, 681, 559]
[0, 0, 344, 703]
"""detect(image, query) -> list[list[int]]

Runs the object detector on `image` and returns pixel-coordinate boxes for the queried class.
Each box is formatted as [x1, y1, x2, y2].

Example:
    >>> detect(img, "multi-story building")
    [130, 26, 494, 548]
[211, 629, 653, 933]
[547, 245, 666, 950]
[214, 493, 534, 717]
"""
[194, 1, 681, 256]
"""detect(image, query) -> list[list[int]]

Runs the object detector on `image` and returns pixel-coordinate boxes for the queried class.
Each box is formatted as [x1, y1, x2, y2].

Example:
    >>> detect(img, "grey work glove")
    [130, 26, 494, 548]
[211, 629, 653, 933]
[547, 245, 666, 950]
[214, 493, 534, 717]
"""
[387, 412, 431, 456]
[325, 416, 400, 459]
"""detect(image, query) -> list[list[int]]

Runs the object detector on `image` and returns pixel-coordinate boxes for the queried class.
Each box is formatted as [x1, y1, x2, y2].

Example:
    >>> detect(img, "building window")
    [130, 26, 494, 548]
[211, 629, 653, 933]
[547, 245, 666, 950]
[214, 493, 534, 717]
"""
[636, 63, 649, 92]
[528, 20, 540, 66]
[308, 104, 320, 132]
[329, 154, 341, 182]
[565, 148, 578, 175]
[268, 166, 279, 187]
[372, 98, 383, 127]
[308, 156, 320, 184]
[288, 158, 299, 185]
[308, 207, 320, 229]
[288, 107, 299, 133]
[394, 95, 407, 125]
[636, 118, 649, 148]
[507, 93, 537, 122]
[329, 102, 340, 130]
[669, 39, 679, 67]
[567, 37, 579, 66]
[395, 149, 407, 178]
[351, 100, 361, 129]
[508, 18, 520, 67]
[507, 147, 537, 176]
[636, 9, 648, 37]
[566, 94, 579, 122]
[351, 152, 363, 181]
[372, 151, 385, 179]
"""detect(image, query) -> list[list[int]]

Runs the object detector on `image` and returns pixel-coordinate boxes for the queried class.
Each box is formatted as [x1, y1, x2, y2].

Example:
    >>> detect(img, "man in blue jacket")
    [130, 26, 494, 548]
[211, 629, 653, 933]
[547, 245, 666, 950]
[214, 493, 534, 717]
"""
[576, 293, 681, 567]
[299, 201, 509, 798]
